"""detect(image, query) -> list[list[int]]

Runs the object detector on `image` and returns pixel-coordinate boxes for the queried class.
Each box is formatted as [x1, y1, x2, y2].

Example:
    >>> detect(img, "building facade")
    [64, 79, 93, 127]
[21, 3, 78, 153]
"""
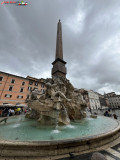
[96, 93, 108, 109]
[80, 89, 101, 110]
[27, 76, 45, 96]
[0, 71, 45, 106]
[105, 92, 120, 108]
[88, 90, 101, 109]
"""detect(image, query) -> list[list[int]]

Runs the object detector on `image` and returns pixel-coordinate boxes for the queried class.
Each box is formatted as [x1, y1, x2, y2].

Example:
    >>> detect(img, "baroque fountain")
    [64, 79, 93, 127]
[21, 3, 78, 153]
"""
[0, 20, 120, 159]
[27, 76, 87, 126]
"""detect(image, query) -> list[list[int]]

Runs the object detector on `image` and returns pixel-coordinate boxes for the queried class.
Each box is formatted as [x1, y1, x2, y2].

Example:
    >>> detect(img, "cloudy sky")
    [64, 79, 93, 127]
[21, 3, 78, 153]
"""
[0, 0, 120, 94]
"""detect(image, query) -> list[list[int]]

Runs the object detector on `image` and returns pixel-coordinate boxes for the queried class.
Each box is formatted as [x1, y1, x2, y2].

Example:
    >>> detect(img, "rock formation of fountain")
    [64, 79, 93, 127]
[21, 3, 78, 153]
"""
[27, 76, 87, 125]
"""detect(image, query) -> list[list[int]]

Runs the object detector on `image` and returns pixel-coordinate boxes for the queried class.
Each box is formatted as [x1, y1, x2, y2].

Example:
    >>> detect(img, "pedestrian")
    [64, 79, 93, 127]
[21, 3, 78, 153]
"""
[11, 109, 15, 116]
[113, 114, 117, 119]
[108, 108, 110, 112]
[0, 109, 3, 117]
[24, 109, 27, 114]
[7, 108, 11, 116]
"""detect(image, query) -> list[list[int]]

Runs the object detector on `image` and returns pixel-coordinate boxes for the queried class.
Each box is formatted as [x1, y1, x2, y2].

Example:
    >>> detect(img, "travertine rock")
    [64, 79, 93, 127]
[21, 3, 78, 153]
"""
[28, 77, 87, 125]
[90, 114, 97, 118]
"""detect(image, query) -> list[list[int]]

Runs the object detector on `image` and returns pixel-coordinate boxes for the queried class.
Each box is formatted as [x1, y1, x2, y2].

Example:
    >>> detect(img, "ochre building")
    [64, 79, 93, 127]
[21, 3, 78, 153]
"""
[0, 71, 45, 106]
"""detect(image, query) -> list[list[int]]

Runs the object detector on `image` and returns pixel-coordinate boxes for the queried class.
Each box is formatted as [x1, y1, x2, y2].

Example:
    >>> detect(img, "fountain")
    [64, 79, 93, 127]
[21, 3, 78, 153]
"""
[27, 76, 87, 125]
[0, 20, 120, 159]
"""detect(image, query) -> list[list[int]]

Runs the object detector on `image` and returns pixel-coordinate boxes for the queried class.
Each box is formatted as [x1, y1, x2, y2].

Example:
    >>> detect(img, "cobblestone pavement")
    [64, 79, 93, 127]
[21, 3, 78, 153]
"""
[62, 144, 120, 160]
[58, 143, 120, 160]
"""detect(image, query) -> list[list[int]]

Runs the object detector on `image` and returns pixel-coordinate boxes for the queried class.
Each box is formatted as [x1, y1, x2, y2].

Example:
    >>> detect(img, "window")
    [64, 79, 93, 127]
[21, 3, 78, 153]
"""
[9, 86, 13, 91]
[28, 86, 32, 91]
[17, 95, 23, 99]
[0, 76, 3, 81]
[20, 88, 24, 92]
[35, 82, 38, 86]
[22, 82, 25, 85]
[29, 81, 33, 85]
[41, 89, 45, 93]
[5, 94, 12, 98]
[11, 79, 15, 83]
[41, 84, 44, 88]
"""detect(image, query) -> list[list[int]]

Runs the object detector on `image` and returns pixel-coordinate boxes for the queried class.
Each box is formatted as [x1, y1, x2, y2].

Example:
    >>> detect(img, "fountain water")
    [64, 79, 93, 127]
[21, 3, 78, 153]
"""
[61, 103, 70, 124]
[54, 110, 60, 133]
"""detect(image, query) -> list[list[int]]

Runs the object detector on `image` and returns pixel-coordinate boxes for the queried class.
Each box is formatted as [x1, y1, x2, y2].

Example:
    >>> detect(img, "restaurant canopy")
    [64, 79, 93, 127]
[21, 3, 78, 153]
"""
[0, 103, 28, 108]
[0, 103, 15, 107]
[16, 104, 28, 107]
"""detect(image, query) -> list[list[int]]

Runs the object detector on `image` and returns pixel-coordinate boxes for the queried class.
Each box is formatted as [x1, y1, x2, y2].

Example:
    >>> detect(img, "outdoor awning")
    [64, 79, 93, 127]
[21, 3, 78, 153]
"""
[0, 103, 15, 107]
[15, 104, 28, 107]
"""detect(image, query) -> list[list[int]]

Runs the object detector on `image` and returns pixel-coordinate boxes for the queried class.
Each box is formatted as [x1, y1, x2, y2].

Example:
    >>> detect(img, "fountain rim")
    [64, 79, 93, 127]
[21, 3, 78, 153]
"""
[0, 116, 120, 146]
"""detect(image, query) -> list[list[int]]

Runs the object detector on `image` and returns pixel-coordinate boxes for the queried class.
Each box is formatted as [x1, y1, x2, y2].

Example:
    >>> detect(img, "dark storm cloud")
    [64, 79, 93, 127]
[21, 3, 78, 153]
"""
[0, 0, 120, 94]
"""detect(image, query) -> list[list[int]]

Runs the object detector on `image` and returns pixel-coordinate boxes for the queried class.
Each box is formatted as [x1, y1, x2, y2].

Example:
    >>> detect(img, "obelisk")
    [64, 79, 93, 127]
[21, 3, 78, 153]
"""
[52, 20, 67, 78]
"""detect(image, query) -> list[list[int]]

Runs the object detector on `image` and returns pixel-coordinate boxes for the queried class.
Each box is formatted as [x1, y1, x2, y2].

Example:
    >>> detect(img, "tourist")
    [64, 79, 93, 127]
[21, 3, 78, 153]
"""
[21, 107, 23, 112]
[104, 111, 108, 116]
[2, 108, 7, 117]
[0, 109, 3, 117]
[113, 114, 117, 119]
[16, 108, 21, 115]
[108, 110, 112, 117]
[24, 109, 27, 114]
[10, 109, 15, 116]
[7, 108, 11, 117]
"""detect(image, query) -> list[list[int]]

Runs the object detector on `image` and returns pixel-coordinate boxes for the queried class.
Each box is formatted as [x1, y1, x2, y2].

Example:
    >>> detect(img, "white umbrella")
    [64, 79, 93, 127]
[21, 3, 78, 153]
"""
[16, 104, 28, 107]
[3, 103, 14, 106]
[1, 103, 15, 107]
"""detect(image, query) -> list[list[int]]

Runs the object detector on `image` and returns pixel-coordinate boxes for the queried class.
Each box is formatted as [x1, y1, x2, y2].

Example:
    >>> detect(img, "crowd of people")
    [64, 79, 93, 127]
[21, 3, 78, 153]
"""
[0, 107, 27, 117]
[0, 106, 119, 120]
[104, 109, 118, 119]
[88, 107, 119, 120]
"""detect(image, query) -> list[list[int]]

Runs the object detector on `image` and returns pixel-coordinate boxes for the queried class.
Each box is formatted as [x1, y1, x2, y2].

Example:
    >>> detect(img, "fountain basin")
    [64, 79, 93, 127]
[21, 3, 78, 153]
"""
[0, 116, 120, 158]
